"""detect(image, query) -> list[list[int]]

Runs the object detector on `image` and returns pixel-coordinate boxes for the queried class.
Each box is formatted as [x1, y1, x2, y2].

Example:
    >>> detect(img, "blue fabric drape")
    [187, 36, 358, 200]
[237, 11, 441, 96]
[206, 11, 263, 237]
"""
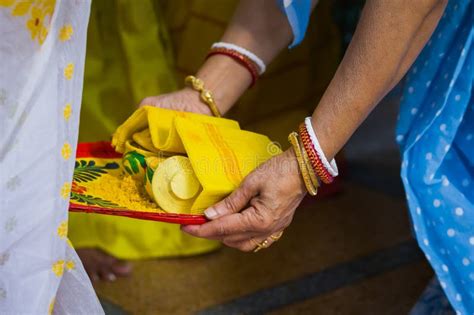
[397, 1, 473, 313]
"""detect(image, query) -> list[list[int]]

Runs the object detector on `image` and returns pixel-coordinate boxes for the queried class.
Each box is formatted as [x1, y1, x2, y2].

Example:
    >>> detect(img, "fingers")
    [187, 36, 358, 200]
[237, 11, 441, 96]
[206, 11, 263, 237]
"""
[182, 211, 251, 239]
[184, 201, 281, 240]
[204, 179, 258, 220]
[182, 211, 284, 253]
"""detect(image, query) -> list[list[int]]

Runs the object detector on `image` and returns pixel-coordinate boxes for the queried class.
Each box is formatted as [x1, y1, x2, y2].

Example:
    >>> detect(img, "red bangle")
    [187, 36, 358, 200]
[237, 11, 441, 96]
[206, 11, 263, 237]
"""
[206, 48, 259, 87]
[299, 125, 333, 184]
[299, 123, 334, 184]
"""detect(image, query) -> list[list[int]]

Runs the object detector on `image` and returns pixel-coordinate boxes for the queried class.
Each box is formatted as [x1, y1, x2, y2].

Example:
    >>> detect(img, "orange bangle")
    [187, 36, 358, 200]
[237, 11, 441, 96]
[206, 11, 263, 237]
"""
[206, 47, 259, 87]
[299, 123, 334, 184]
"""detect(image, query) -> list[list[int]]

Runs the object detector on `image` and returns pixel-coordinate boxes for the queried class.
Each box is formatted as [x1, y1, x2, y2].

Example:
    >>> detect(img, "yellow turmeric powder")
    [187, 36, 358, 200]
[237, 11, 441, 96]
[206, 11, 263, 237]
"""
[85, 171, 163, 213]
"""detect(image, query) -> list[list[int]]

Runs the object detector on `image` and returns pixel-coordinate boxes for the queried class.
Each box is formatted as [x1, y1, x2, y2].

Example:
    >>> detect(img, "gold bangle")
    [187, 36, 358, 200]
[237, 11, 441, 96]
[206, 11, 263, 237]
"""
[184, 75, 222, 117]
[288, 132, 318, 196]
[297, 135, 320, 190]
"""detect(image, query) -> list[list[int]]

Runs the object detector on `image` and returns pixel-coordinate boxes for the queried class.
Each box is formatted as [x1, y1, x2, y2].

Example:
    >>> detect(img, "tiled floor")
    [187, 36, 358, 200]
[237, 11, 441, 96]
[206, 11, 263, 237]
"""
[270, 261, 432, 315]
[94, 183, 433, 314]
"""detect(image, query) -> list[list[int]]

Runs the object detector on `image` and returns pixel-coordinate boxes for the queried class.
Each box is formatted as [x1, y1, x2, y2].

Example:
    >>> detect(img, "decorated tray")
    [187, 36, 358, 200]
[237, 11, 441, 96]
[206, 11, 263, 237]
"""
[68, 142, 207, 225]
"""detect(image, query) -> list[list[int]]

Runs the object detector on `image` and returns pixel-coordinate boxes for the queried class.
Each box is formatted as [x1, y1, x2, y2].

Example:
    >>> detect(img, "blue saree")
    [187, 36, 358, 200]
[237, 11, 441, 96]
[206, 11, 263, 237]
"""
[279, 0, 473, 313]
[397, 1, 473, 313]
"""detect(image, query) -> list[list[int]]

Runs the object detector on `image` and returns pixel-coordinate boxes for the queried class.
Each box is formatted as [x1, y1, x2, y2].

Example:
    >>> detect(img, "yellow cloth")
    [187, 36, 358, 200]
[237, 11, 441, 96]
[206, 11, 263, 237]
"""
[112, 105, 240, 154]
[112, 106, 281, 214]
[78, 0, 177, 142]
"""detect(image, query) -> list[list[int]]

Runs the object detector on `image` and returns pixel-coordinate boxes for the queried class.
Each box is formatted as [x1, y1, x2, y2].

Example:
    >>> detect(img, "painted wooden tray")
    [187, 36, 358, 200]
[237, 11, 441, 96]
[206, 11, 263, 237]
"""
[68, 142, 207, 225]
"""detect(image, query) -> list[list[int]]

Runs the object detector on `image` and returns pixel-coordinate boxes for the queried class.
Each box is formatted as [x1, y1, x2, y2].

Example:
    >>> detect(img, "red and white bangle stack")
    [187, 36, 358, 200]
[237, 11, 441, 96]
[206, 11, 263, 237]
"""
[294, 117, 338, 189]
[206, 42, 266, 87]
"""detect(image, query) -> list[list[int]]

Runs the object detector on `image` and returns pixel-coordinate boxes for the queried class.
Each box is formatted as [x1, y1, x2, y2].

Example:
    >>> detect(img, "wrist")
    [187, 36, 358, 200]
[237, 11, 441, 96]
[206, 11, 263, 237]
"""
[309, 116, 337, 161]
[195, 54, 253, 114]
[180, 87, 213, 116]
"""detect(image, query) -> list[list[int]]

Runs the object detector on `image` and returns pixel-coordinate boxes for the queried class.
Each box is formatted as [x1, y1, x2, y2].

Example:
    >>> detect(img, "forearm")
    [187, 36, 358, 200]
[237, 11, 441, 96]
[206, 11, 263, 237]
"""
[312, 0, 447, 160]
[196, 0, 313, 114]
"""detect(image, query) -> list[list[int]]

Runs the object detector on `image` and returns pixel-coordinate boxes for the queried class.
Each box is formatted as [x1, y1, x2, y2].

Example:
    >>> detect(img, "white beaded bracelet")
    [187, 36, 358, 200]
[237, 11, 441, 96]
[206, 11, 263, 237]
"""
[211, 42, 266, 75]
[304, 117, 339, 177]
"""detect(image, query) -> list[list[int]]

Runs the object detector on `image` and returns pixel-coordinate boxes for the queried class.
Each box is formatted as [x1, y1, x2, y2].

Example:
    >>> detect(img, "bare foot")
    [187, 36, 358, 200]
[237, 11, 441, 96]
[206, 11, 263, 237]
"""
[77, 248, 132, 282]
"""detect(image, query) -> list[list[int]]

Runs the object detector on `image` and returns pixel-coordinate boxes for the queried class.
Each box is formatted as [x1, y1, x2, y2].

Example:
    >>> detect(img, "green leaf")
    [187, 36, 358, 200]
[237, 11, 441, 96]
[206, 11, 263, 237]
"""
[73, 160, 120, 183]
[70, 192, 122, 208]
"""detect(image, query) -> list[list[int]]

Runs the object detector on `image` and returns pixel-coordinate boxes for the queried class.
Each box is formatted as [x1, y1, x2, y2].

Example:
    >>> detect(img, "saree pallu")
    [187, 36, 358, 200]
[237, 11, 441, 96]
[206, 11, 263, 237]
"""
[0, 1, 102, 313]
[397, 1, 473, 313]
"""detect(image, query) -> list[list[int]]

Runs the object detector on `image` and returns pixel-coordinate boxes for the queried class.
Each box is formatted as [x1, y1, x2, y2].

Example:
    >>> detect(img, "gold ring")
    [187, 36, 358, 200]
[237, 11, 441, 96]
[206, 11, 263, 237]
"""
[251, 238, 263, 253]
[251, 238, 271, 253]
[270, 231, 284, 241]
[260, 239, 270, 248]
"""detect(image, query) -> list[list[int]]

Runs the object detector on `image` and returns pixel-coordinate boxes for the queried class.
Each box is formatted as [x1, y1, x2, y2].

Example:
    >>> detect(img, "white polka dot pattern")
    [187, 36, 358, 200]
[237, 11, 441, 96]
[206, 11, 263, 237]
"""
[395, 0, 473, 312]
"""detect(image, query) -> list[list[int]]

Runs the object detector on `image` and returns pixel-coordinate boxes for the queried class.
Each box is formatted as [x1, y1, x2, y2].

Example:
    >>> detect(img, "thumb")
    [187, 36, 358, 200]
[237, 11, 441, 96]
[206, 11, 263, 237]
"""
[204, 179, 257, 220]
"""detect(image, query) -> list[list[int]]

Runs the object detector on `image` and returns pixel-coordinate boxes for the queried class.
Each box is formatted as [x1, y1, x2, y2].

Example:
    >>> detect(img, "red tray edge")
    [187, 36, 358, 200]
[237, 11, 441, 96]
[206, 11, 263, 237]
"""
[69, 203, 207, 225]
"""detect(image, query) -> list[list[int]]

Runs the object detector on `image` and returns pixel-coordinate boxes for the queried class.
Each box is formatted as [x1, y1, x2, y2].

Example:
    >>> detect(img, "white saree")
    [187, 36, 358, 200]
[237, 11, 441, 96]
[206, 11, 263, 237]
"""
[0, 0, 103, 314]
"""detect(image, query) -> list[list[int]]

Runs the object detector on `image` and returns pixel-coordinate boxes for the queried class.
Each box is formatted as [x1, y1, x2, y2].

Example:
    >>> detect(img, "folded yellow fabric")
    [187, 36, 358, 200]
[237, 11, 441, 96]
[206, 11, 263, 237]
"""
[112, 106, 281, 214]
[112, 106, 240, 154]
[132, 129, 160, 153]
[175, 118, 281, 213]
[124, 139, 156, 157]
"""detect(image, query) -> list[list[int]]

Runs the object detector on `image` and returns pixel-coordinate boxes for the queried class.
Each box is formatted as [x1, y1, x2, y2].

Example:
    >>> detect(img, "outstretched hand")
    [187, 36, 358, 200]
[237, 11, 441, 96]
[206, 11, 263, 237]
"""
[181, 149, 306, 252]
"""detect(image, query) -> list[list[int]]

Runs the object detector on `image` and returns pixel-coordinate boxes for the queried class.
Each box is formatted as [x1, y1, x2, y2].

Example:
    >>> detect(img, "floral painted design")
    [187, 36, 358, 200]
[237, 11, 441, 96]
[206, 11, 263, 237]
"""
[71, 182, 86, 194]
[69, 193, 120, 208]
[70, 160, 122, 208]
[73, 160, 119, 183]
[1, 0, 56, 45]
[123, 151, 146, 178]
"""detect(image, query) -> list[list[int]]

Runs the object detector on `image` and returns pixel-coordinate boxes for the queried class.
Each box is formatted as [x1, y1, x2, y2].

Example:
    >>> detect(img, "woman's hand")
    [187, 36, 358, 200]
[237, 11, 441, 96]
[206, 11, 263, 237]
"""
[181, 148, 306, 252]
[139, 88, 213, 115]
